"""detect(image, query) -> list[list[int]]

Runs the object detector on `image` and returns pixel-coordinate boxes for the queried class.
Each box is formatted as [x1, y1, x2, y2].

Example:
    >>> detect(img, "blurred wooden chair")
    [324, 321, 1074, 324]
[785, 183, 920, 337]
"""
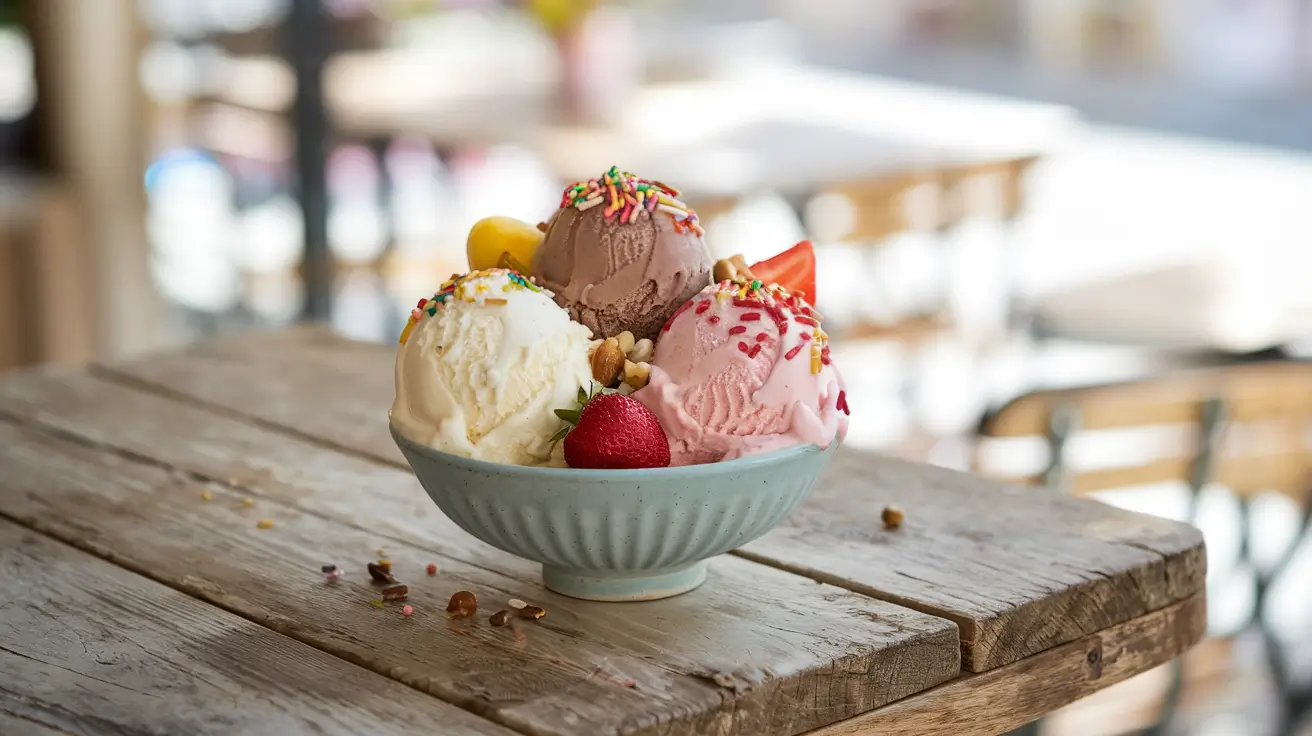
[977, 361, 1312, 735]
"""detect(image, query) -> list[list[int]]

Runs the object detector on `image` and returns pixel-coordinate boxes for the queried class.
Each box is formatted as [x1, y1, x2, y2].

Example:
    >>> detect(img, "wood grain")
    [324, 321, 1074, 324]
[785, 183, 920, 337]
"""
[0, 520, 513, 736]
[0, 398, 960, 736]
[741, 450, 1206, 672]
[808, 591, 1206, 735]
[97, 333, 1206, 673]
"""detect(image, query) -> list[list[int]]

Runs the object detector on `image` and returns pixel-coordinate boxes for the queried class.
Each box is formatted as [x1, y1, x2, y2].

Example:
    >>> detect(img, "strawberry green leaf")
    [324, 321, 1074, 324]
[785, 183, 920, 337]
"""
[549, 425, 570, 444]
[554, 408, 581, 424]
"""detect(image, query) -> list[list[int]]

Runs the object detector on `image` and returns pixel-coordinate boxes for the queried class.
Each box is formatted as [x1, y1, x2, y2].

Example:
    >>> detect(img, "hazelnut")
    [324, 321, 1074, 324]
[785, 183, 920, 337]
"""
[729, 254, 755, 281]
[628, 338, 654, 365]
[615, 330, 636, 356]
[881, 505, 904, 529]
[446, 590, 477, 618]
[590, 338, 626, 386]
[623, 360, 651, 390]
[518, 605, 547, 620]
[489, 609, 513, 627]
[381, 584, 408, 602]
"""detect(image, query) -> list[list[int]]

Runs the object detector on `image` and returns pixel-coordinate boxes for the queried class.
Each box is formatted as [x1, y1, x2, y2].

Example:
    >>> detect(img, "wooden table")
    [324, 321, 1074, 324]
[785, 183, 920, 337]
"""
[0, 328, 1207, 735]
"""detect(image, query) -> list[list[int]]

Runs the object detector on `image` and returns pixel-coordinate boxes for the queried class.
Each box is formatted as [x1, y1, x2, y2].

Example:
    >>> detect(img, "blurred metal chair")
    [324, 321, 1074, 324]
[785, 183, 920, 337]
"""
[978, 361, 1312, 735]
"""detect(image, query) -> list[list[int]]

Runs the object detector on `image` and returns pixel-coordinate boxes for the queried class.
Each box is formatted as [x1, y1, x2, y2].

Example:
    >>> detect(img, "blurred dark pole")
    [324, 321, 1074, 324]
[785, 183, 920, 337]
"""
[286, 0, 333, 322]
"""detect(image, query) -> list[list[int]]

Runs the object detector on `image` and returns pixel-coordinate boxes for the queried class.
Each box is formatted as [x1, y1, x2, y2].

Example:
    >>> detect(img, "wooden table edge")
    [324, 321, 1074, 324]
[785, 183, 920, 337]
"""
[804, 591, 1207, 736]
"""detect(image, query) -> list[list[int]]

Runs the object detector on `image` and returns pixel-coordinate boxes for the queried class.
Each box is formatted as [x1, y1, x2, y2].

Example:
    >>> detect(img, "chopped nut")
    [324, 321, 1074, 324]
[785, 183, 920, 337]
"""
[590, 338, 626, 386]
[507, 598, 527, 610]
[615, 330, 636, 356]
[628, 338, 654, 364]
[367, 562, 395, 584]
[447, 590, 477, 618]
[881, 505, 904, 529]
[536, 221, 548, 233]
[381, 584, 408, 602]
[518, 605, 547, 620]
[623, 360, 651, 390]
[729, 254, 755, 281]
[489, 609, 513, 627]
[712, 258, 736, 283]
[713, 254, 756, 283]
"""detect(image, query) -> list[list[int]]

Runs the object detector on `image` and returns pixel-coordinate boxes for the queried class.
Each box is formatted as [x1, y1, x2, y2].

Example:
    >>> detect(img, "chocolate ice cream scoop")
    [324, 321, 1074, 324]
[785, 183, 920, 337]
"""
[533, 169, 713, 342]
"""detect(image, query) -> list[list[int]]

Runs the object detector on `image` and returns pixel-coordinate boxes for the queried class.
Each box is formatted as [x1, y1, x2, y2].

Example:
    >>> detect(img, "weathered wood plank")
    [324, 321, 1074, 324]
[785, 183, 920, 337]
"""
[0, 407, 960, 736]
[0, 520, 513, 736]
[98, 332, 1207, 673]
[808, 591, 1206, 735]
[742, 451, 1206, 672]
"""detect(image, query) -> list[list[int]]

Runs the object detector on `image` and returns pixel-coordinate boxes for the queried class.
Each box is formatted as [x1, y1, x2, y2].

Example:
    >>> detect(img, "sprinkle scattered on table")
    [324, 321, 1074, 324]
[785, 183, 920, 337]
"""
[200, 489, 212, 501]
[242, 497, 254, 508]
[402, 604, 414, 617]
[426, 563, 438, 576]
[256, 519, 275, 529]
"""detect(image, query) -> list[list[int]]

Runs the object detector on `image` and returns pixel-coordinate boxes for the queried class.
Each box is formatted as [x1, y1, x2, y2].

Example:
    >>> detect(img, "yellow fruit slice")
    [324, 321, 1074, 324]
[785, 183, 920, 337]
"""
[466, 216, 544, 275]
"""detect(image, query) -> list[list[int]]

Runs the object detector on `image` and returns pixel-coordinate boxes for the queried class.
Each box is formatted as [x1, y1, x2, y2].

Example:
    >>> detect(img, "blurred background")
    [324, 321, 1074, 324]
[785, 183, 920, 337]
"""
[2, 0, 1311, 733]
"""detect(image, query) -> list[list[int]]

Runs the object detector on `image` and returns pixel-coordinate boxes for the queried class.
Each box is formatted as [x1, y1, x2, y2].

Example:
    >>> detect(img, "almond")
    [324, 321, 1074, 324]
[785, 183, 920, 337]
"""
[623, 360, 651, 389]
[591, 338, 625, 386]
[712, 258, 737, 283]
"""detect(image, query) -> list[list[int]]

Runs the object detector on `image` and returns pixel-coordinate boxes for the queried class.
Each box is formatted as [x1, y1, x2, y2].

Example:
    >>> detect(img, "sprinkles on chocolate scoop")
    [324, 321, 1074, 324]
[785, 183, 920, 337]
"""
[562, 166, 703, 235]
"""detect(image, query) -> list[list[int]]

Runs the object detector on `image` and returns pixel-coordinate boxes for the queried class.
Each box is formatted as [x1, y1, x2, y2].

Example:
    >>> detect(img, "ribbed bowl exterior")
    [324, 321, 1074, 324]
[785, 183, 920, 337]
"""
[391, 424, 834, 575]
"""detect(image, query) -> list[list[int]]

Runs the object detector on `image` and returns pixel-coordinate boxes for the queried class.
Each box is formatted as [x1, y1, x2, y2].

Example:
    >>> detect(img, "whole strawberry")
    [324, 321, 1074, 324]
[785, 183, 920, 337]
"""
[555, 387, 670, 469]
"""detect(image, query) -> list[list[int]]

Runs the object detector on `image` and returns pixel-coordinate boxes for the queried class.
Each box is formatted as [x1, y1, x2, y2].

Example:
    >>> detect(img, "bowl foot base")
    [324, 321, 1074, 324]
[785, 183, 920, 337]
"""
[542, 562, 708, 602]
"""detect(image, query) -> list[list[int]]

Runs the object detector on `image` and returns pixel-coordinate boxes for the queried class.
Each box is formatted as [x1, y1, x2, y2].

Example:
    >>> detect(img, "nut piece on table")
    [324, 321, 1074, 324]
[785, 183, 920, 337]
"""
[489, 609, 512, 627]
[590, 338, 626, 386]
[623, 360, 651, 390]
[881, 505, 904, 530]
[447, 590, 478, 618]
[628, 338, 654, 365]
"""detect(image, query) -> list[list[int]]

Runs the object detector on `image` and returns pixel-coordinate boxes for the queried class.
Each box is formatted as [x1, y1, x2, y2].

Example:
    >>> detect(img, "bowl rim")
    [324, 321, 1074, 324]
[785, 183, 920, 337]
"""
[389, 420, 836, 480]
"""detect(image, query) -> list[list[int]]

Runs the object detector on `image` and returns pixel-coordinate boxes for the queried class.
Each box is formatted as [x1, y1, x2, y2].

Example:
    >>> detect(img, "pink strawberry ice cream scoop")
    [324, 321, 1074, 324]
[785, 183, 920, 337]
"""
[632, 279, 850, 466]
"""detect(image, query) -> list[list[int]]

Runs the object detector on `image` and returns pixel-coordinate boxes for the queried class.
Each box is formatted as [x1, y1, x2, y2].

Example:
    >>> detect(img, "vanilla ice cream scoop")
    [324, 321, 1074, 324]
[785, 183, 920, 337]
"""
[390, 268, 594, 467]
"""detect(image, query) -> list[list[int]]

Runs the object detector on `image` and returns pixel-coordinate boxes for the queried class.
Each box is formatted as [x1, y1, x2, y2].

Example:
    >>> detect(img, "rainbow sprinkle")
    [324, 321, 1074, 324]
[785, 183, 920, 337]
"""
[397, 268, 540, 345]
[561, 166, 703, 236]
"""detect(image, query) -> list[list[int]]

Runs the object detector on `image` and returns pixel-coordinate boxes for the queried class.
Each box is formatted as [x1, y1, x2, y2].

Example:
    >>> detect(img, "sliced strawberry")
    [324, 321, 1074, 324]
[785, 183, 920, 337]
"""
[750, 240, 816, 305]
[556, 389, 670, 469]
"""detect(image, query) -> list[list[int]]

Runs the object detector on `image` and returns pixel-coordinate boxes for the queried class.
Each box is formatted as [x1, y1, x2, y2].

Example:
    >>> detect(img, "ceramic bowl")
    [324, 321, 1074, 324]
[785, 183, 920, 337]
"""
[391, 423, 836, 601]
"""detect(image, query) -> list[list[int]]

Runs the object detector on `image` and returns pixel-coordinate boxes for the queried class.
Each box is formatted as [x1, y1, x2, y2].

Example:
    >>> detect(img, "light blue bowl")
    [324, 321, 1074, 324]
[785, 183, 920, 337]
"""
[391, 423, 837, 601]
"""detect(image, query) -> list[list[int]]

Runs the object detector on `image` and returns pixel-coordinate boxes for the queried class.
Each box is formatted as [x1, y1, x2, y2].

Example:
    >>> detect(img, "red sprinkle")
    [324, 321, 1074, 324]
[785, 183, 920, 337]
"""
[756, 333, 768, 342]
[728, 325, 747, 335]
[415, 297, 428, 308]
[733, 297, 767, 310]
[740, 312, 761, 321]
[748, 344, 762, 358]
[785, 344, 804, 360]
[837, 390, 850, 415]
[798, 331, 811, 341]
[821, 346, 832, 365]
[695, 300, 711, 314]
[426, 563, 438, 576]
[737, 341, 750, 353]
[795, 315, 820, 327]
[708, 315, 720, 324]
